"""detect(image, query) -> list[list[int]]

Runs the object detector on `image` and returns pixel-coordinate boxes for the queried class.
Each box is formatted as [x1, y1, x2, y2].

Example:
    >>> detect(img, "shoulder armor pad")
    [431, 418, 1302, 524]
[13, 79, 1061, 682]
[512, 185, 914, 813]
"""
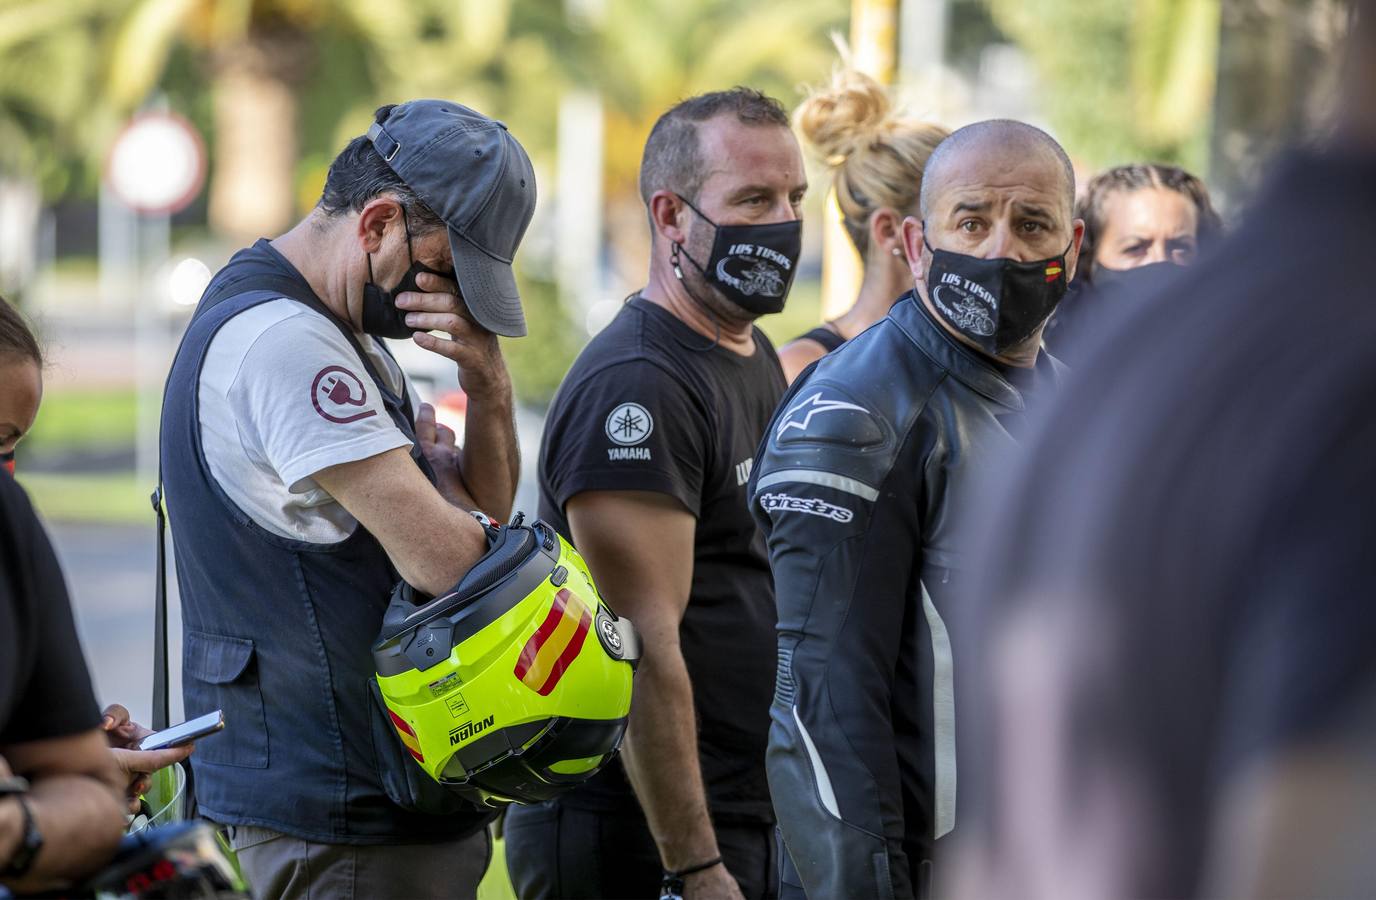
[771, 387, 885, 449]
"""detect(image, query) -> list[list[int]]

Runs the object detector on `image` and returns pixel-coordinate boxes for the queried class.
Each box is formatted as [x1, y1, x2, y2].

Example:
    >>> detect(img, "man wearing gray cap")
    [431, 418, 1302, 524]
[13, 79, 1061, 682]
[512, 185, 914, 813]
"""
[158, 100, 535, 899]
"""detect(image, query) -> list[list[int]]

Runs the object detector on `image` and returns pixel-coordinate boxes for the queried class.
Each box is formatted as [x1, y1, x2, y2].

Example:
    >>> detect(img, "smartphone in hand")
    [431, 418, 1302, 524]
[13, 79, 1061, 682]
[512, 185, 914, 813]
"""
[138, 710, 225, 751]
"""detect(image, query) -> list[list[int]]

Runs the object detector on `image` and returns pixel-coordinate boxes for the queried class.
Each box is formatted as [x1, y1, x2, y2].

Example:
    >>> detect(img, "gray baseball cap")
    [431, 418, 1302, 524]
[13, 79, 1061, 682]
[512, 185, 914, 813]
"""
[367, 99, 537, 337]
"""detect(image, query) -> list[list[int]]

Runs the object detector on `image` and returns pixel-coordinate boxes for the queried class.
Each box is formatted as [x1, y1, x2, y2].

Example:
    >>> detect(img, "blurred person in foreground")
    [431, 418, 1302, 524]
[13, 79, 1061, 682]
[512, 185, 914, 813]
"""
[749, 120, 1079, 899]
[948, 4, 1376, 898]
[1045, 162, 1221, 361]
[159, 101, 534, 899]
[2, 298, 191, 800]
[776, 71, 948, 383]
[504, 88, 806, 900]
[0, 299, 129, 893]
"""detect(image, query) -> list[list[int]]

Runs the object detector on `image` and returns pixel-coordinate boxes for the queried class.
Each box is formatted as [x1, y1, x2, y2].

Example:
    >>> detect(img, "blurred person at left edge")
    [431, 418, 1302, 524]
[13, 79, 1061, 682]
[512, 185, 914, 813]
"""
[158, 101, 535, 900]
[1, 297, 193, 816]
[0, 298, 187, 896]
[1, 297, 125, 896]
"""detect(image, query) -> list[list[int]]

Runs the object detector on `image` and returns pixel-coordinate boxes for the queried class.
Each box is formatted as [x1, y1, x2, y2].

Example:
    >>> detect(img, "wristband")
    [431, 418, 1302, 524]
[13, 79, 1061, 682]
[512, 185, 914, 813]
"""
[0, 794, 43, 879]
[659, 856, 723, 900]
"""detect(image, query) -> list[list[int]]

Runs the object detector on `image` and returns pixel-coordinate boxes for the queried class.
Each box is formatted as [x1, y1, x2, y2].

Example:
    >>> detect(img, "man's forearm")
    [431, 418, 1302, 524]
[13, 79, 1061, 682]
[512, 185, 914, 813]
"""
[1, 776, 125, 893]
[620, 647, 721, 871]
[458, 375, 519, 521]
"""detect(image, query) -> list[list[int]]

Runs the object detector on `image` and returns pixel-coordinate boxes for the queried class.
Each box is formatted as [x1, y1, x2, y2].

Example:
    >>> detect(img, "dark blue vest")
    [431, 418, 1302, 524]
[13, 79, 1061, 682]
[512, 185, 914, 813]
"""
[160, 240, 492, 843]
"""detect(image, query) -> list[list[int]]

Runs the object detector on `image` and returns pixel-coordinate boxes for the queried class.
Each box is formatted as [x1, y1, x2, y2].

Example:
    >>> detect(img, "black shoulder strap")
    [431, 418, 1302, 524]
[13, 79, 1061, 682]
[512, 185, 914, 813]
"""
[799, 325, 846, 354]
[151, 484, 170, 731]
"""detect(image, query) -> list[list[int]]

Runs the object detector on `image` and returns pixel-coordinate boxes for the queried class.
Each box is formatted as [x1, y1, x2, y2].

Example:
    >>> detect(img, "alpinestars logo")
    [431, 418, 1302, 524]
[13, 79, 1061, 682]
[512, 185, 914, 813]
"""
[758, 492, 854, 523]
[449, 715, 495, 746]
[776, 392, 868, 439]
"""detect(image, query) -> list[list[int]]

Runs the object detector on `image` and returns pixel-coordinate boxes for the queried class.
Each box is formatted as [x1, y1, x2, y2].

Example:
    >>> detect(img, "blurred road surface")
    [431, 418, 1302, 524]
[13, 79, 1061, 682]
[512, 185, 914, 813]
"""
[51, 520, 185, 727]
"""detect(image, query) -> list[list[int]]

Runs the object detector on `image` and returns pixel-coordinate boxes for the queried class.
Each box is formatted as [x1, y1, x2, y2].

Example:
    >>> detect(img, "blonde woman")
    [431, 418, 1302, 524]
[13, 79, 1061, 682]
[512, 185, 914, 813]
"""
[778, 71, 949, 382]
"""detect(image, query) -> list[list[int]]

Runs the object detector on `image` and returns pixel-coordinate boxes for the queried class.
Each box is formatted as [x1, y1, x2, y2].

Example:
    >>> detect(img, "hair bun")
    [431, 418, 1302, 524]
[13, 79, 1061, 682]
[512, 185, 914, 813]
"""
[795, 69, 894, 167]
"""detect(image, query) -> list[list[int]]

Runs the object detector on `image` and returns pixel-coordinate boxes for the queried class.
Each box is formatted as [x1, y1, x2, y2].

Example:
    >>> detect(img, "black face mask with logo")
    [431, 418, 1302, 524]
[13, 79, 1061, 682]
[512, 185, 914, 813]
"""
[362, 211, 451, 340]
[923, 235, 1073, 356]
[671, 195, 802, 316]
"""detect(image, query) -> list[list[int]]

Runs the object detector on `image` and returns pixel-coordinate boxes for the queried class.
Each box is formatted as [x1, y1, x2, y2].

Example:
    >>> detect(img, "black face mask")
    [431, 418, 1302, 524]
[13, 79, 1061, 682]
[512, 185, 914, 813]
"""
[1091, 260, 1181, 296]
[362, 213, 450, 339]
[923, 235, 1073, 355]
[671, 195, 802, 316]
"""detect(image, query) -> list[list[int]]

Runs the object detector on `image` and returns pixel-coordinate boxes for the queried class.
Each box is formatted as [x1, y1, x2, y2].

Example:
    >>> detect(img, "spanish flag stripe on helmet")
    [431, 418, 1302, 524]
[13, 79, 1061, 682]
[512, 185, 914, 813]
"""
[535, 615, 590, 696]
[388, 709, 417, 737]
[514, 588, 591, 695]
[514, 601, 567, 679]
[388, 709, 425, 761]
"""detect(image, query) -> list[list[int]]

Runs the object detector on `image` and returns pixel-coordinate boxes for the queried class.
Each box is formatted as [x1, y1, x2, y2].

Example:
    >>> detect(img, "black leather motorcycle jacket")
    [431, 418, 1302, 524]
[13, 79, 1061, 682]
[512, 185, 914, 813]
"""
[748, 292, 1065, 899]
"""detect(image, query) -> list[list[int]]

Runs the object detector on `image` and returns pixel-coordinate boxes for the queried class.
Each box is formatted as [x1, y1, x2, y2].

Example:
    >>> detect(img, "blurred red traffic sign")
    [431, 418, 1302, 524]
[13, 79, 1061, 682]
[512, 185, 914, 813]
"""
[105, 112, 206, 215]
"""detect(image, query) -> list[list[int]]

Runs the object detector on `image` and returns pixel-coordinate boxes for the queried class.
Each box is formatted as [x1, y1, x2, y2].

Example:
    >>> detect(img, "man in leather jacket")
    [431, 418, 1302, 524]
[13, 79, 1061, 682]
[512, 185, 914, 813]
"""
[748, 120, 1083, 899]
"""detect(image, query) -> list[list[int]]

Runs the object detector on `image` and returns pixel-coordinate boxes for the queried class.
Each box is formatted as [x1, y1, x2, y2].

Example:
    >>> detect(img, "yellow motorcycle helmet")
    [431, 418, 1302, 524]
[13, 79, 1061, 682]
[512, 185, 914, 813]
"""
[372, 514, 640, 807]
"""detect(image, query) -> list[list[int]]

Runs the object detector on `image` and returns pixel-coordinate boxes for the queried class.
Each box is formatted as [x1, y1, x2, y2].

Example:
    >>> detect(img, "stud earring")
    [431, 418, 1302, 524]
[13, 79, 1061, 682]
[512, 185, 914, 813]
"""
[892, 247, 903, 257]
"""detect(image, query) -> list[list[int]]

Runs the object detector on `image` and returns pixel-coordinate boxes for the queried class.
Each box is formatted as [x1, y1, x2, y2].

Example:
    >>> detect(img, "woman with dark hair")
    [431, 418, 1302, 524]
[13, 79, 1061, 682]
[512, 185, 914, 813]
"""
[1047, 163, 1222, 360]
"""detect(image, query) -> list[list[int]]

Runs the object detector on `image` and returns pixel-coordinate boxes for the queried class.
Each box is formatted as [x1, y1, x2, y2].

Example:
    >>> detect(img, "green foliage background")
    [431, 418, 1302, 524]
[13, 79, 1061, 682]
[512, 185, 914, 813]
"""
[1, 0, 1237, 422]
[985, 0, 1219, 173]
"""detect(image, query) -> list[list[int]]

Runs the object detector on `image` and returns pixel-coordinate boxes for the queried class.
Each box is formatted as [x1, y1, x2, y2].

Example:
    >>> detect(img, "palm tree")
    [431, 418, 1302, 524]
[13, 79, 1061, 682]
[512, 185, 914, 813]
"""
[98, 0, 556, 242]
[0, 0, 118, 196]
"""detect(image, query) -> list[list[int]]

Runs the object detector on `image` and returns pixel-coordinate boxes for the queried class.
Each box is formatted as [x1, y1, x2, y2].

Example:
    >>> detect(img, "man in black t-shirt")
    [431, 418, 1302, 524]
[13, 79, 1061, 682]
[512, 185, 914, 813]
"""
[0, 472, 127, 892]
[503, 88, 807, 900]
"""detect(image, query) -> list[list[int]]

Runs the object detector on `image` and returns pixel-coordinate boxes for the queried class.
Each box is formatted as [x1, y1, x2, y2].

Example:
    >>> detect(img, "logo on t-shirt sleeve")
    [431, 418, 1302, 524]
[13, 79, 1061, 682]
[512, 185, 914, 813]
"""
[604, 401, 653, 460]
[311, 366, 378, 424]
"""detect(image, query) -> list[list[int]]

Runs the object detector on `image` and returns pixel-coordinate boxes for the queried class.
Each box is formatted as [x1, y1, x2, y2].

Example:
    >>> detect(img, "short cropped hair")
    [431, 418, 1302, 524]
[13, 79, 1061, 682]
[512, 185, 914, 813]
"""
[638, 87, 791, 207]
[318, 104, 446, 234]
[1077, 163, 1223, 277]
[919, 119, 1076, 219]
[0, 296, 41, 368]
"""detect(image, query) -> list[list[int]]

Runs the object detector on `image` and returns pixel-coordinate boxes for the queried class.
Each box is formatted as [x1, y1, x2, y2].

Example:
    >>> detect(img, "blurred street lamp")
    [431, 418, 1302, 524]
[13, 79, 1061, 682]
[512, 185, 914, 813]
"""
[167, 257, 212, 308]
[102, 109, 207, 483]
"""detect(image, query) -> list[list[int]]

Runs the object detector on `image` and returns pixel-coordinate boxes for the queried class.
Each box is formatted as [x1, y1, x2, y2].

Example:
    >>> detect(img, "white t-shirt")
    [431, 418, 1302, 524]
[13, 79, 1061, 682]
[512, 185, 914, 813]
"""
[198, 298, 417, 543]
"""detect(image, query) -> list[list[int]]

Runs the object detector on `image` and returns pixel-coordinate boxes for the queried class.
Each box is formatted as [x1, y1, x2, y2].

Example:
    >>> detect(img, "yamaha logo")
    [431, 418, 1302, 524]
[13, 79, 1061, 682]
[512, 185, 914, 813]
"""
[605, 402, 653, 446]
